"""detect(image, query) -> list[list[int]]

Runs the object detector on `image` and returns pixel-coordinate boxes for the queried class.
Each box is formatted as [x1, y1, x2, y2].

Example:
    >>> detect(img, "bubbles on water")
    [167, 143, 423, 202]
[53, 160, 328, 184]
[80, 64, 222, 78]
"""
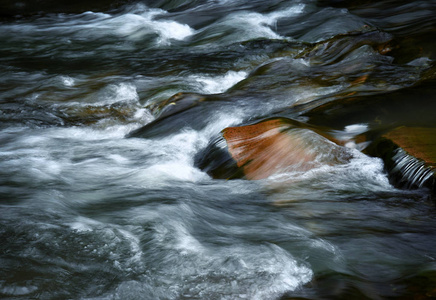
[136, 70, 249, 109]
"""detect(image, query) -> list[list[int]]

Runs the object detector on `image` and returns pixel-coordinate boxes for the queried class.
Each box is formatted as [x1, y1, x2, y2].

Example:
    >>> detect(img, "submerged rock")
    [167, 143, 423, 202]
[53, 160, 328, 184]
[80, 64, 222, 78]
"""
[195, 117, 351, 180]
[365, 127, 436, 193]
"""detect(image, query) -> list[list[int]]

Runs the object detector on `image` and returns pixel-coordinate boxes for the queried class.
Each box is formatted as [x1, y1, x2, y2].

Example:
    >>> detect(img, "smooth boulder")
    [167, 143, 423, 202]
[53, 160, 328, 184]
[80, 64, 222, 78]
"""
[195, 117, 351, 180]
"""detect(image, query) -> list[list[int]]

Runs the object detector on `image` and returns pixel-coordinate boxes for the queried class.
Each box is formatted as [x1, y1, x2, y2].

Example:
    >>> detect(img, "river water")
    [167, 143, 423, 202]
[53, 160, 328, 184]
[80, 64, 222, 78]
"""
[1, 0, 436, 299]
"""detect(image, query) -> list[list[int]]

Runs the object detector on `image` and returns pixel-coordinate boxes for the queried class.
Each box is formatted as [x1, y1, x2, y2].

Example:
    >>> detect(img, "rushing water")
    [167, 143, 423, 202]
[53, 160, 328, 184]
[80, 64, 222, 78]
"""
[1, 0, 436, 299]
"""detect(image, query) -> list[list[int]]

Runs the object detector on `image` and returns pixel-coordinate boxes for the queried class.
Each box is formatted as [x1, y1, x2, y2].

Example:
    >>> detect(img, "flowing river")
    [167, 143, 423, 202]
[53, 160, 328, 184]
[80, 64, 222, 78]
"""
[1, 0, 436, 299]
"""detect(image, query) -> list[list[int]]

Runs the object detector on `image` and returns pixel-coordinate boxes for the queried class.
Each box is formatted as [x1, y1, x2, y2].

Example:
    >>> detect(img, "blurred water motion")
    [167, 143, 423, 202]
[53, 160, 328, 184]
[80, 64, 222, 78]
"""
[1, 0, 436, 299]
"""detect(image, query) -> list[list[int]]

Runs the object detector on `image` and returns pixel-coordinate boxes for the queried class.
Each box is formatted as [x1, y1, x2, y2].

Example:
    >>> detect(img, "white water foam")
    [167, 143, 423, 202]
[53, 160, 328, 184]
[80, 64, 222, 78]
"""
[191, 70, 248, 94]
[68, 216, 144, 270]
[102, 82, 139, 105]
[224, 12, 284, 40]
[59, 75, 75, 87]
[53, 81, 142, 107]
[50, 80, 153, 128]
[137, 70, 248, 106]
[153, 212, 205, 256]
[1, 4, 195, 46]
[0, 135, 65, 183]
[117, 228, 144, 264]
[342, 124, 369, 150]
[104, 7, 195, 44]
[69, 216, 103, 232]
[236, 4, 306, 40]
[195, 3, 305, 45]
[267, 149, 393, 193]
[117, 112, 243, 185]
[147, 207, 313, 299]
[0, 108, 242, 192]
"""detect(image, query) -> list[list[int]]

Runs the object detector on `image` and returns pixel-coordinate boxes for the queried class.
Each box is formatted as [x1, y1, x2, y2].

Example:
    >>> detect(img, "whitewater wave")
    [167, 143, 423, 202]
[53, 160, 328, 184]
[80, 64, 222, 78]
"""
[2, 4, 195, 45]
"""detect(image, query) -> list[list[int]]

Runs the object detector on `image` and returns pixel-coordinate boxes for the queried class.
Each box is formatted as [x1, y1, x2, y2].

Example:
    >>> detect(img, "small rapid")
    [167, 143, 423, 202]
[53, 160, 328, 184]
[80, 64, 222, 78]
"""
[1, 0, 436, 299]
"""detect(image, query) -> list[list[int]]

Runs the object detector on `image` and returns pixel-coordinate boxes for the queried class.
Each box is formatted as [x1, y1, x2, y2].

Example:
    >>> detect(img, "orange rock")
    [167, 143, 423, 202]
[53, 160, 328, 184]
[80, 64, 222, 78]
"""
[364, 126, 436, 193]
[216, 118, 350, 180]
[382, 127, 436, 168]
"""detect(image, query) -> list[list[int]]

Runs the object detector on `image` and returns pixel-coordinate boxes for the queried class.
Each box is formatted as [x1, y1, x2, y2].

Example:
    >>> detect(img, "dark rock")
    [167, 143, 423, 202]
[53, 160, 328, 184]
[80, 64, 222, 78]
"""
[364, 127, 436, 193]
[303, 78, 436, 131]
[302, 76, 436, 198]
[127, 92, 215, 139]
[151, 92, 207, 119]
[194, 135, 244, 180]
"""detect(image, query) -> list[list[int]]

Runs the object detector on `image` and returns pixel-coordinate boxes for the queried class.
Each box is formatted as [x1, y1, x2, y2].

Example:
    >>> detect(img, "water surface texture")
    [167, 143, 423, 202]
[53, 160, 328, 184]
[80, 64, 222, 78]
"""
[1, 0, 436, 299]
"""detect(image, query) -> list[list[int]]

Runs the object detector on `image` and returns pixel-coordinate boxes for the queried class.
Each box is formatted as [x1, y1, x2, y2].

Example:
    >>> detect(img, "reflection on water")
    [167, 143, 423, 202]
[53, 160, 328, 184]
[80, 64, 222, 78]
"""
[1, 0, 436, 299]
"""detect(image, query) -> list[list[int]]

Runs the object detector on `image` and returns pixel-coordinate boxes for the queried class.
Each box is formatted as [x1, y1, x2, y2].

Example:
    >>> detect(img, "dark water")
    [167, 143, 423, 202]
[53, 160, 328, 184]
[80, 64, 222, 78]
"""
[1, 0, 436, 299]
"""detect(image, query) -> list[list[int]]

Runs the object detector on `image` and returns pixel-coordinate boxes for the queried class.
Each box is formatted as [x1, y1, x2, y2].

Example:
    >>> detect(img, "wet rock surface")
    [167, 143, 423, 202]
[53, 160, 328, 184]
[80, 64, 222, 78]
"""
[365, 127, 436, 193]
[383, 127, 436, 167]
[304, 78, 436, 195]
[196, 117, 351, 180]
[127, 92, 223, 139]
